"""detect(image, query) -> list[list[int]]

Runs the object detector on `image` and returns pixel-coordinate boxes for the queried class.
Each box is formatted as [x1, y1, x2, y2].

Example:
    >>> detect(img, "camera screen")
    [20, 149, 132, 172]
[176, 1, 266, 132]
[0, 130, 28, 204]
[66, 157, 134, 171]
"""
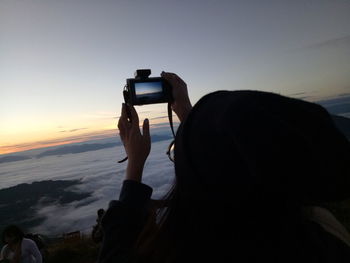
[135, 81, 163, 99]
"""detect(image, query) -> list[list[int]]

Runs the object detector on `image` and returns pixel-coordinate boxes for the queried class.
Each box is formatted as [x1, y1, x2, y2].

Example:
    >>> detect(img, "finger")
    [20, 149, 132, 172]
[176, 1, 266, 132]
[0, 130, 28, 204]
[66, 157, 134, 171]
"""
[118, 105, 128, 130]
[162, 72, 178, 79]
[171, 73, 186, 86]
[121, 103, 128, 122]
[161, 73, 177, 90]
[122, 104, 133, 128]
[117, 121, 127, 145]
[117, 117, 123, 131]
[128, 105, 140, 128]
[142, 118, 150, 140]
[162, 72, 186, 88]
[117, 118, 125, 137]
[161, 72, 175, 81]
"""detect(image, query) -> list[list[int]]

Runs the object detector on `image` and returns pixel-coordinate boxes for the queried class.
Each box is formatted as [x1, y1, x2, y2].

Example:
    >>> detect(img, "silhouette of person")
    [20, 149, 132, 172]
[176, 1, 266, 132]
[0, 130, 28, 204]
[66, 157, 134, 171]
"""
[97, 209, 105, 223]
[92, 209, 105, 244]
[98, 72, 350, 263]
[1, 225, 42, 263]
[24, 234, 47, 263]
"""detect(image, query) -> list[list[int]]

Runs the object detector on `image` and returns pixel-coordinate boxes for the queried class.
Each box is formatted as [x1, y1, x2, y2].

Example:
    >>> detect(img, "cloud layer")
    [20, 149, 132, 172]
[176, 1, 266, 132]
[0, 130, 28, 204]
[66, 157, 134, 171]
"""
[0, 139, 175, 236]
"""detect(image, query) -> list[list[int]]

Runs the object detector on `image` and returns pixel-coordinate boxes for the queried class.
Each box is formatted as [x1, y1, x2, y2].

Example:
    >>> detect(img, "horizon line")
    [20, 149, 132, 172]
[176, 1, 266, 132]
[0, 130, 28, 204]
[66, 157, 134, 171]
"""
[0, 122, 174, 156]
[0, 129, 118, 156]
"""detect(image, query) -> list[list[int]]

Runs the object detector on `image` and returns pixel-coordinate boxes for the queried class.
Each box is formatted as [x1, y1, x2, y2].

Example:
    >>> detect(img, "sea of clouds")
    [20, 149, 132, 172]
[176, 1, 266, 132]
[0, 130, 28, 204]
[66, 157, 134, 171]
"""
[0, 138, 175, 237]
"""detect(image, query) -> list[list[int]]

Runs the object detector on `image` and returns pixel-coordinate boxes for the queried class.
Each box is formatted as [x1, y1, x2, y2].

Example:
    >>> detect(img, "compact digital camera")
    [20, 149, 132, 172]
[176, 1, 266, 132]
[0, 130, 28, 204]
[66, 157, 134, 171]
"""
[123, 69, 172, 105]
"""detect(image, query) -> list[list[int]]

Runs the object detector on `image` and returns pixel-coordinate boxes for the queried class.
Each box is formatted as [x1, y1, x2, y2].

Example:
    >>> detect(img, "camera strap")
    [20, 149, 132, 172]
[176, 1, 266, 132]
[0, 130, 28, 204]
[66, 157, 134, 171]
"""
[168, 102, 176, 138]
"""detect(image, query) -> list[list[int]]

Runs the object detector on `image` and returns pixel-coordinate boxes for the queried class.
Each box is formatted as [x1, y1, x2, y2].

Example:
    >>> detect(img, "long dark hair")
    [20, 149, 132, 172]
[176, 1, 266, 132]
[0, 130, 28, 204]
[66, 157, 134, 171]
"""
[2, 225, 25, 244]
[135, 91, 350, 262]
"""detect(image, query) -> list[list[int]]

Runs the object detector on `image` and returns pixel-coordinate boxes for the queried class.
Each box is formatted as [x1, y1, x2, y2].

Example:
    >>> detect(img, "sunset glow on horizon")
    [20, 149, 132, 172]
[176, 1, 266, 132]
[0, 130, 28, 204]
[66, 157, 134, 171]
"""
[0, 109, 173, 154]
[1, 1, 350, 155]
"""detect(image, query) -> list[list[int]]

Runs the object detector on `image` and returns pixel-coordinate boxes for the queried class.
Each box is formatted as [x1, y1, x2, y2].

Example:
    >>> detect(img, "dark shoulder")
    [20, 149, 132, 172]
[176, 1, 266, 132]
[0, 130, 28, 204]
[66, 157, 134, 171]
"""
[302, 221, 350, 262]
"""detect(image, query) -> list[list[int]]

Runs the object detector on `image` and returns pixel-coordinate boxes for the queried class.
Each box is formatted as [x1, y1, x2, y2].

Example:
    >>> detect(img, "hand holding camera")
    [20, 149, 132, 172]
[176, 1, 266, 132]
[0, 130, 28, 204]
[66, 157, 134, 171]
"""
[123, 69, 192, 122]
[161, 71, 192, 122]
[119, 69, 192, 167]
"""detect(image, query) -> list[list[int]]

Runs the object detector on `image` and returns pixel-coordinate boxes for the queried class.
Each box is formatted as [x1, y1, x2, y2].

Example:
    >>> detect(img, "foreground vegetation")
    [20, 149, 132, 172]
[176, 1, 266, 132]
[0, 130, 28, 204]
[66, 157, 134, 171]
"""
[46, 236, 100, 263]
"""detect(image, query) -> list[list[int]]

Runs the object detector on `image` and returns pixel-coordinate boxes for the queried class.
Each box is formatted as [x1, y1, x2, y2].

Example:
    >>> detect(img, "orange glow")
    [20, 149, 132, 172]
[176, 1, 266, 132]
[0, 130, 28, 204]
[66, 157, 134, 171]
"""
[0, 129, 118, 155]
[0, 139, 86, 155]
[0, 104, 175, 155]
[0, 116, 175, 155]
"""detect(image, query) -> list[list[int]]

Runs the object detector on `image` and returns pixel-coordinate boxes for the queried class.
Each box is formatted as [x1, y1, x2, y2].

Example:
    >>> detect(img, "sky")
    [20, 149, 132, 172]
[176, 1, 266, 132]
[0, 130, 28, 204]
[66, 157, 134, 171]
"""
[1, 0, 350, 154]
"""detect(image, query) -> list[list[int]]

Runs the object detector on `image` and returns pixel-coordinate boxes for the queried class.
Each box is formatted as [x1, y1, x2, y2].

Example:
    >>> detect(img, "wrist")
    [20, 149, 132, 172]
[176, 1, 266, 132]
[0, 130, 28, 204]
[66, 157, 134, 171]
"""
[126, 161, 145, 182]
[176, 102, 192, 122]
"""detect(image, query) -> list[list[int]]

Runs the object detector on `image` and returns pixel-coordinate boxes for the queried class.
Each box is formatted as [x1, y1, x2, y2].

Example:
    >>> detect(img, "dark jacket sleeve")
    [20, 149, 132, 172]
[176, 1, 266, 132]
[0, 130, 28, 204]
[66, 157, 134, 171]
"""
[98, 180, 153, 263]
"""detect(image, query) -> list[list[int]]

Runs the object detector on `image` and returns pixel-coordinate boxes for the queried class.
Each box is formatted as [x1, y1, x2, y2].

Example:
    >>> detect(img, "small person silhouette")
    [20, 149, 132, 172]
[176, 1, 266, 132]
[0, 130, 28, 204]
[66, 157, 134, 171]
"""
[92, 209, 105, 244]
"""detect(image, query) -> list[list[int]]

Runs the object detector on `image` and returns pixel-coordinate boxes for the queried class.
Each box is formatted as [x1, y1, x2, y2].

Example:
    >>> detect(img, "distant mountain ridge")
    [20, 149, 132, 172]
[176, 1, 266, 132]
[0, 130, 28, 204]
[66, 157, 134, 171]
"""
[36, 134, 172, 158]
[36, 142, 121, 158]
[0, 133, 173, 164]
[0, 117, 348, 164]
[0, 155, 31, 164]
[0, 180, 92, 235]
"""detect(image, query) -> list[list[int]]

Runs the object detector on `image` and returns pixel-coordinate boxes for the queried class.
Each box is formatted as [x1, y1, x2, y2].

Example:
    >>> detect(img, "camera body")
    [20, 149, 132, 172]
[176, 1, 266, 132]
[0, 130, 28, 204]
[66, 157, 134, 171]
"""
[124, 69, 172, 105]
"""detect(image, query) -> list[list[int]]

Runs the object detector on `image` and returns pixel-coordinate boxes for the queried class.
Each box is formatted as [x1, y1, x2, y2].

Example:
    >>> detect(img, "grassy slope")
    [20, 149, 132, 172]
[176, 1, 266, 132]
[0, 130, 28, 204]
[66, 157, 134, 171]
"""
[47, 237, 100, 263]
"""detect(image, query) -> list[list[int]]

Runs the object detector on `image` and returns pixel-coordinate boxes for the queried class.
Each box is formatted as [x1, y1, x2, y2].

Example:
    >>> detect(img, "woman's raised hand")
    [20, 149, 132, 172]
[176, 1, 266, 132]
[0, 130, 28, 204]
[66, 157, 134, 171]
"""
[161, 72, 192, 122]
[118, 103, 151, 182]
